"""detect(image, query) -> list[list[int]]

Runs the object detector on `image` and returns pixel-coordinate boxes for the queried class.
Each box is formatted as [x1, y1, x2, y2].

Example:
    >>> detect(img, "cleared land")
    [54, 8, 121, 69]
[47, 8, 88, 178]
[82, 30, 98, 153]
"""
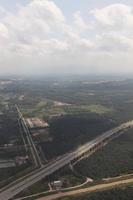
[37, 176, 133, 200]
[21, 98, 112, 119]
[54, 187, 133, 200]
[2, 77, 133, 199]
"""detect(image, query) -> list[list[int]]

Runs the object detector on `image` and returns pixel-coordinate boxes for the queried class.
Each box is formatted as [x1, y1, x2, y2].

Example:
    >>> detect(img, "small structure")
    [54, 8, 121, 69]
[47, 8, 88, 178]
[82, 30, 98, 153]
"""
[52, 181, 62, 190]
[27, 118, 49, 130]
[15, 156, 28, 166]
[26, 118, 50, 141]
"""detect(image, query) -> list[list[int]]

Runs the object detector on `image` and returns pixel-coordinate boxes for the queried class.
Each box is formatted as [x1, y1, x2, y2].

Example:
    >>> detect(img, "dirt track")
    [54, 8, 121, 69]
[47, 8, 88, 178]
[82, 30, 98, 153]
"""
[37, 177, 133, 200]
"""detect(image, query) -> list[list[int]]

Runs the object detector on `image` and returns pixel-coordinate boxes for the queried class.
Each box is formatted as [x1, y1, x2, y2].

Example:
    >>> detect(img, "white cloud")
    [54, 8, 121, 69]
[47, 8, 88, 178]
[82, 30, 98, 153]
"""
[73, 11, 88, 32]
[96, 32, 133, 52]
[0, 6, 7, 17]
[91, 4, 133, 30]
[0, 22, 8, 38]
[1, 1, 133, 74]
[4, 0, 65, 37]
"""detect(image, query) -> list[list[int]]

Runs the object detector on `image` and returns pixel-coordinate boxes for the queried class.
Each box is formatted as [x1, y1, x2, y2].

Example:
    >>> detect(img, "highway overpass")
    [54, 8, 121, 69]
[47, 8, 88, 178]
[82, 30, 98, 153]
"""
[0, 120, 133, 200]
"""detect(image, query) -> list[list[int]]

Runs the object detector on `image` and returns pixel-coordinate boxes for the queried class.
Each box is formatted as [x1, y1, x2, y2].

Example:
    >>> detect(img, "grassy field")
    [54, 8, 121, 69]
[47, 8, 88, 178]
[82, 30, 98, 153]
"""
[20, 97, 112, 119]
[80, 105, 112, 114]
[14, 78, 133, 124]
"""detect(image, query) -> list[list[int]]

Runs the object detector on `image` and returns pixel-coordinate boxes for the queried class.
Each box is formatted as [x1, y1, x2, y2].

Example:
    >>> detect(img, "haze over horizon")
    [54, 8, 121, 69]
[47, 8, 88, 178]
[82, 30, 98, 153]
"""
[1, 0, 133, 75]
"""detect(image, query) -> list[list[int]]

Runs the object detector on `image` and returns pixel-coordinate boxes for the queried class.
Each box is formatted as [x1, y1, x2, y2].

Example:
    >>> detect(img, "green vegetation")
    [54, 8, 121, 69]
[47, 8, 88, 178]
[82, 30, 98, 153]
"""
[3, 76, 133, 200]
[17, 179, 49, 198]
[83, 104, 112, 114]
[0, 105, 33, 186]
[57, 187, 133, 200]
[16, 167, 86, 198]
[75, 128, 133, 180]
[0, 163, 30, 185]
[43, 114, 117, 159]
[10, 77, 133, 123]
[51, 167, 86, 188]
[6, 77, 133, 160]
[0, 111, 22, 145]
[20, 98, 112, 119]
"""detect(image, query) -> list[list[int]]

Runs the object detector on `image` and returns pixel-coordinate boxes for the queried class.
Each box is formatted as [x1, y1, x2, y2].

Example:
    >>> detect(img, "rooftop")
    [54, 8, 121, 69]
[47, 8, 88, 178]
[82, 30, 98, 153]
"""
[27, 118, 49, 129]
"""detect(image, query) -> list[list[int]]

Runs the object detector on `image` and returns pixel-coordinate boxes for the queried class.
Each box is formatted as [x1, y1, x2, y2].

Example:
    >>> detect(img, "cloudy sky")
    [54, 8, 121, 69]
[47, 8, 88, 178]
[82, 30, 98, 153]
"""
[0, 0, 133, 75]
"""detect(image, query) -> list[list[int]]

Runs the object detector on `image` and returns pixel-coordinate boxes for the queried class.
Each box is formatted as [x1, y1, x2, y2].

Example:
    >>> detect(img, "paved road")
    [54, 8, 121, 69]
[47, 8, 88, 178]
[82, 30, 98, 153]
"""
[16, 105, 42, 167]
[38, 176, 133, 200]
[0, 120, 133, 200]
[18, 178, 92, 200]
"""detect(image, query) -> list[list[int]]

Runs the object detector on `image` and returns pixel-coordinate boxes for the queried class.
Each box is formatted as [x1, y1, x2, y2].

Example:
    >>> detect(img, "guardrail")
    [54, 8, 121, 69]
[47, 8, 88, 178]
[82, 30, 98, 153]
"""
[0, 120, 133, 200]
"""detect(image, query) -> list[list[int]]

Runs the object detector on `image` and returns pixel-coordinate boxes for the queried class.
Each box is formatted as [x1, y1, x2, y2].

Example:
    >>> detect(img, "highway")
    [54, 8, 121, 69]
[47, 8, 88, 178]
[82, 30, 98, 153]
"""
[16, 105, 42, 167]
[0, 120, 133, 200]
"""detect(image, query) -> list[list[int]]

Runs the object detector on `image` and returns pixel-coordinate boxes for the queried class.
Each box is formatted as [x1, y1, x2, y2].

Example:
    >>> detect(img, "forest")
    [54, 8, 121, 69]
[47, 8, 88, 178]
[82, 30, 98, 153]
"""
[42, 113, 117, 159]
[75, 128, 133, 179]
[2, 76, 133, 198]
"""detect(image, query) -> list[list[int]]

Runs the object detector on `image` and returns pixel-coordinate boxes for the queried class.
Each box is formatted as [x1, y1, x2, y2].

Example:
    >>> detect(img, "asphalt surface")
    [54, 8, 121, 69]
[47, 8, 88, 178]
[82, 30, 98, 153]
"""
[16, 105, 42, 167]
[0, 120, 133, 200]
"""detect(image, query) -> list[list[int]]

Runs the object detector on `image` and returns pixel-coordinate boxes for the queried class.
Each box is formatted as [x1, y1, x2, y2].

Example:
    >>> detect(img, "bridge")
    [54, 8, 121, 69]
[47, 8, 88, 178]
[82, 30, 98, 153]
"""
[0, 119, 133, 200]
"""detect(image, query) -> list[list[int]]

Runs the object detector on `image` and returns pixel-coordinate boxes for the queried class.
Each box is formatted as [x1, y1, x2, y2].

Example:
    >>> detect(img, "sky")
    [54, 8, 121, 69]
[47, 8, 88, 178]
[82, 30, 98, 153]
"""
[0, 0, 133, 75]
